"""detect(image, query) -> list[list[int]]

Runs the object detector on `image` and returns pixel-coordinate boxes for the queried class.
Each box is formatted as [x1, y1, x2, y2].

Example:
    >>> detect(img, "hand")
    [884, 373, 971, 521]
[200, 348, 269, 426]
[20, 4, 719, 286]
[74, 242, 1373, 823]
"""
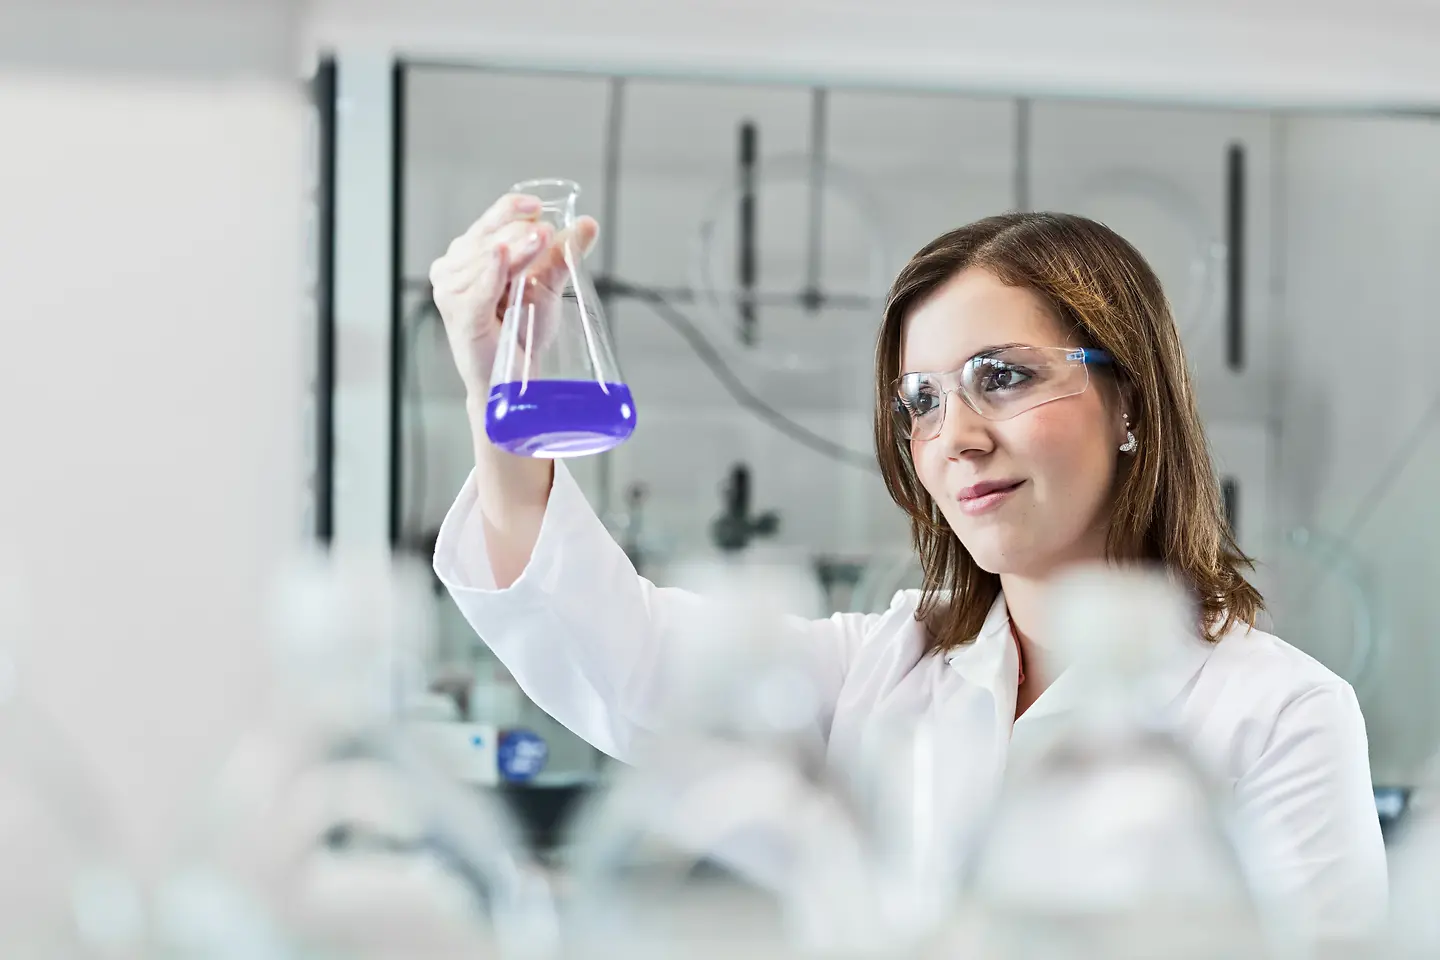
[428, 192, 600, 400]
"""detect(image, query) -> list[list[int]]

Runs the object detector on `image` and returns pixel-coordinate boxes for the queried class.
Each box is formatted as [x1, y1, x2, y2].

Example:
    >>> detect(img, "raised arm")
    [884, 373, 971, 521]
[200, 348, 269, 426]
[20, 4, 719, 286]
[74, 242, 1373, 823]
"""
[429, 193, 878, 762]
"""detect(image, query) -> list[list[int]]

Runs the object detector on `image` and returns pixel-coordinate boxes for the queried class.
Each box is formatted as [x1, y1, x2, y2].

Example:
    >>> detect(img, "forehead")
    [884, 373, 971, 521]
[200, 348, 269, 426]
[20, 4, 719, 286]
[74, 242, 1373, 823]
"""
[900, 266, 1072, 372]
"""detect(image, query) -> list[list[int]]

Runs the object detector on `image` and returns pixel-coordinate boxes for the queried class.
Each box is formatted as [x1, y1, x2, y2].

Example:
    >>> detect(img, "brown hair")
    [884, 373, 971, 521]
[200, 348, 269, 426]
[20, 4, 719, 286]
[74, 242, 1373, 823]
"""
[873, 212, 1262, 653]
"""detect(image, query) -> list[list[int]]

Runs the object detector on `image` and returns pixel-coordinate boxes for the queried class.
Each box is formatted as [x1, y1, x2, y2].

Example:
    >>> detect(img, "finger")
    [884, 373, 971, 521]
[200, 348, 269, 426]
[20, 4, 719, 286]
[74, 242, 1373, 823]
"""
[434, 252, 507, 326]
[525, 216, 600, 295]
[441, 231, 479, 262]
[431, 230, 487, 287]
[468, 242, 509, 321]
[460, 221, 557, 324]
[433, 221, 546, 292]
[461, 192, 544, 243]
[499, 221, 555, 276]
[573, 215, 600, 258]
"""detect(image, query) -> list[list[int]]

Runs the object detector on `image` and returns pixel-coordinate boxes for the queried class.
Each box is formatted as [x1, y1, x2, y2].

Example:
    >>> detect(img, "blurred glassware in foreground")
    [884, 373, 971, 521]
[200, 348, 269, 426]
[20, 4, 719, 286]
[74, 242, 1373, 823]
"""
[0, 564, 147, 959]
[1388, 755, 1440, 958]
[848, 709, 972, 953]
[562, 554, 887, 959]
[154, 548, 554, 960]
[486, 178, 635, 459]
[950, 567, 1272, 960]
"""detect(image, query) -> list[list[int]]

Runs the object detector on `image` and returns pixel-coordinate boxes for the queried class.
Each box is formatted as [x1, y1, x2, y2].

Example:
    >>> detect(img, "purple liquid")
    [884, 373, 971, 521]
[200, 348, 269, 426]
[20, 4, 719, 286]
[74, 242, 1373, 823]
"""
[486, 379, 637, 458]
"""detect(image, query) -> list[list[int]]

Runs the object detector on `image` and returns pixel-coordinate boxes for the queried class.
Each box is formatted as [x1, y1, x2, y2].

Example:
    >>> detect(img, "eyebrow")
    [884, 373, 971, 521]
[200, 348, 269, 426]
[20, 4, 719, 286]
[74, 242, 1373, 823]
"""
[970, 342, 1028, 361]
[904, 342, 1030, 376]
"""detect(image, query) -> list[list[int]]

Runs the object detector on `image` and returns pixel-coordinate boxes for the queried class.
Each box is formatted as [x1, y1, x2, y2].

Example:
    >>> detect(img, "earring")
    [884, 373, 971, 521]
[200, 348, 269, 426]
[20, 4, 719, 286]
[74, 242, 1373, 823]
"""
[1120, 413, 1138, 454]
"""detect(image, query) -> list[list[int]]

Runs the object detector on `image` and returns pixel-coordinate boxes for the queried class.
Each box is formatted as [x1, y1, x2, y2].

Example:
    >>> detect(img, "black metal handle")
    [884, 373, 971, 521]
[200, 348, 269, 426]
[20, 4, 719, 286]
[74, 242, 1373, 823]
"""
[1225, 142, 1246, 372]
[1221, 475, 1240, 540]
[388, 62, 408, 548]
[738, 121, 758, 345]
[312, 57, 338, 546]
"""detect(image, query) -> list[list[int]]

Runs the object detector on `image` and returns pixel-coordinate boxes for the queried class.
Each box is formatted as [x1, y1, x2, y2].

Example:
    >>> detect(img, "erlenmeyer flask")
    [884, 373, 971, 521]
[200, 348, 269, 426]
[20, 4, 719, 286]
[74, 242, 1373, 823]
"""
[486, 178, 635, 459]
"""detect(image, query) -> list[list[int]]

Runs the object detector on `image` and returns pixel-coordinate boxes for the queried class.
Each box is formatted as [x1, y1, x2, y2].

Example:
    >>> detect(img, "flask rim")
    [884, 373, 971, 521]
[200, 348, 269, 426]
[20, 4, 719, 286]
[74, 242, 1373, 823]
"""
[510, 178, 580, 210]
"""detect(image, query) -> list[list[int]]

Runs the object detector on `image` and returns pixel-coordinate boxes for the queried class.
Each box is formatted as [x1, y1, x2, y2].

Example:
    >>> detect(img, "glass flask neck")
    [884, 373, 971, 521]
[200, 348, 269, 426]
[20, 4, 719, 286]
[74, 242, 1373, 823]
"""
[512, 178, 579, 226]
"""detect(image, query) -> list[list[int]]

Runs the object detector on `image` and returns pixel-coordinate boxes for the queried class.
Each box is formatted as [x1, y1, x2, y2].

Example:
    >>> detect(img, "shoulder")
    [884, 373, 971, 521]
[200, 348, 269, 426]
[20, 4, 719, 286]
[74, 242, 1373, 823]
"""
[1203, 619, 1354, 704]
[853, 588, 926, 641]
[1192, 620, 1370, 772]
[835, 588, 929, 663]
[887, 588, 926, 616]
[851, 587, 1000, 659]
[840, 587, 925, 626]
[1209, 627, 1386, 938]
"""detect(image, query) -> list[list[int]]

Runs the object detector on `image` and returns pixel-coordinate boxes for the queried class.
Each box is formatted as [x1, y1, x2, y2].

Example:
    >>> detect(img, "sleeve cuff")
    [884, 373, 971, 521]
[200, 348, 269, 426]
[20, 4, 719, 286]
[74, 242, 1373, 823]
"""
[432, 459, 589, 595]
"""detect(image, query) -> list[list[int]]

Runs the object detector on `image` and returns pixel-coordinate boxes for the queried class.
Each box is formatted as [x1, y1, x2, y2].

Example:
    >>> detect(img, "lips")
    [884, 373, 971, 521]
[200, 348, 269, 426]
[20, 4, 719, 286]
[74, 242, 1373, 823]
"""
[956, 478, 1025, 516]
[958, 479, 1025, 501]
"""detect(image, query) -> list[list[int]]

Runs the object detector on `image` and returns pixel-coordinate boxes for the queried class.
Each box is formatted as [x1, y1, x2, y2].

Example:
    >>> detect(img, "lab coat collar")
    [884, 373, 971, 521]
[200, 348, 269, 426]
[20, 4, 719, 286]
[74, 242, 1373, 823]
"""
[942, 594, 1020, 723]
[1017, 624, 1214, 728]
[941, 594, 1015, 686]
[942, 590, 1218, 727]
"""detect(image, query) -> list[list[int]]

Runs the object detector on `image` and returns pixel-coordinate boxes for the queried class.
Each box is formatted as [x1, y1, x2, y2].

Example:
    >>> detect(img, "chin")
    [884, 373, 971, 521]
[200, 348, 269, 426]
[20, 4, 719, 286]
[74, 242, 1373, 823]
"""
[957, 536, 1038, 577]
[953, 524, 1071, 578]
[966, 542, 1105, 582]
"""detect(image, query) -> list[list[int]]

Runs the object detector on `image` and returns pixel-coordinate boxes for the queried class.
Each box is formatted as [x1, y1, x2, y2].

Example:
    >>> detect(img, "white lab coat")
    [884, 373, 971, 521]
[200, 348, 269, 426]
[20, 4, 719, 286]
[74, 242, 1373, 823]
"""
[434, 461, 1387, 940]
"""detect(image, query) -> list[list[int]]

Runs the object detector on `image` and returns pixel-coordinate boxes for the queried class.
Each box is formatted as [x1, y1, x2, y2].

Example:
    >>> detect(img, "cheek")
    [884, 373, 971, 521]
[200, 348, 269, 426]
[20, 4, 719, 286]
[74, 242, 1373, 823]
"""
[1008, 407, 1114, 489]
[911, 437, 947, 498]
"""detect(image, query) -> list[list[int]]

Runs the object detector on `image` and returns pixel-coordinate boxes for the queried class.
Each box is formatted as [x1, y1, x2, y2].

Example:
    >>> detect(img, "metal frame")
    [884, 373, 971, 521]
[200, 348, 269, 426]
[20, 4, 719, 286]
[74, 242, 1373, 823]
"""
[328, 54, 399, 548]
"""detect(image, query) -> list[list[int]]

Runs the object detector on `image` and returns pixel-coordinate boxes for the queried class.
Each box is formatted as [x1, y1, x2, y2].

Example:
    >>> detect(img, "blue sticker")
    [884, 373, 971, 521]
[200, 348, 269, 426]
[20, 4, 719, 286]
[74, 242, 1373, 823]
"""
[497, 728, 548, 783]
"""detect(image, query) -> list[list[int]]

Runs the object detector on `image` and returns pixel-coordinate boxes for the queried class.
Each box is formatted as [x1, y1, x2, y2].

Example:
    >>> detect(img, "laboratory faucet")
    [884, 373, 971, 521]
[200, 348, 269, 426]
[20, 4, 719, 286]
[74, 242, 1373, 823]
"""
[710, 461, 780, 553]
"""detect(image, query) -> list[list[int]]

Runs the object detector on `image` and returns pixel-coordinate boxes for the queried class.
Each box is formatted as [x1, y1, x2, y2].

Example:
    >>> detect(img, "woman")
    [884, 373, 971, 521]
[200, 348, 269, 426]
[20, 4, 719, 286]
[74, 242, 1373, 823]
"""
[428, 193, 1386, 939]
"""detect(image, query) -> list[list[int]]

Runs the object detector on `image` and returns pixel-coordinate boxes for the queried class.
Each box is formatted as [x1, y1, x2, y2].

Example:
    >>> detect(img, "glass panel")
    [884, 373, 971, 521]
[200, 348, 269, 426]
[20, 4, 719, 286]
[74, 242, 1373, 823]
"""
[394, 61, 1440, 868]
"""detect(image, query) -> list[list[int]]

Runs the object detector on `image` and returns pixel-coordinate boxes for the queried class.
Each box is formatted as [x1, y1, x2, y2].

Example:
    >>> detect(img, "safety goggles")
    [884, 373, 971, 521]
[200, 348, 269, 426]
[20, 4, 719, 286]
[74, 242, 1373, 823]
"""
[891, 345, 1114, 441]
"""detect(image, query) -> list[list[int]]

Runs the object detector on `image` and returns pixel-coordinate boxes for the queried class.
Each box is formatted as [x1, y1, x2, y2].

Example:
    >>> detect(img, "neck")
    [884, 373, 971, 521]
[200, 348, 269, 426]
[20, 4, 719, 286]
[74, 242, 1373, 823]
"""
[1003, 520, 1115, 683]
[998, 573, 1059, 686]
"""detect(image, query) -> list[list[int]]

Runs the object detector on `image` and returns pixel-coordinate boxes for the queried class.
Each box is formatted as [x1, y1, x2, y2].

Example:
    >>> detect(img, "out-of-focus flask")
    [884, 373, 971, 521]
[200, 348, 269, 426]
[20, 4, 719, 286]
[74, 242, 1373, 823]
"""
[485, 178, 634, 459]
[950, 567, 1272, 960]
[1389, 757, 1440, 958]
[562, 555, 885, 959]
[0, 566, 146, 960]
[846, 709, 977, 954]
[154, 548, 554, 960]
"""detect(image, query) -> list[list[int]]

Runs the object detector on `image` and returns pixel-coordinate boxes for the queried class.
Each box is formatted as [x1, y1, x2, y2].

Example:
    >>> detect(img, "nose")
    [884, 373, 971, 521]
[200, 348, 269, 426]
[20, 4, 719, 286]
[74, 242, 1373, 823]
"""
[935, 389, 995, 459]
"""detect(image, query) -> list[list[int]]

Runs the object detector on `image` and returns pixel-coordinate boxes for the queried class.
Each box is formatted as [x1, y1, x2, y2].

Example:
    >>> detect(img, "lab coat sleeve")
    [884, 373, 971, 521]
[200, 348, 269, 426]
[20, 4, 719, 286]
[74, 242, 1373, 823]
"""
[432, 462, 874, 763]
[1234, 680, 1388, 942]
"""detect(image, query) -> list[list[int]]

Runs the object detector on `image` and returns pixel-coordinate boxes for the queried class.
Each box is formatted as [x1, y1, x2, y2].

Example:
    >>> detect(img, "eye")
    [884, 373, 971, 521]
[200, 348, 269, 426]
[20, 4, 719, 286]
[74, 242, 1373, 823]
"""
[900, 381, 942, 416]
[911, 392, 941, 415]
[975, 361, 1034, 392]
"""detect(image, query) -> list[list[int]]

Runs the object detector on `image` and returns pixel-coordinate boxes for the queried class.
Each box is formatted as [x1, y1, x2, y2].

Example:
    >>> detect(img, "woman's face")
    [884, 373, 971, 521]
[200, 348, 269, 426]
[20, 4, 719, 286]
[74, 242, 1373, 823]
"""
[901, 267, 1129, 578]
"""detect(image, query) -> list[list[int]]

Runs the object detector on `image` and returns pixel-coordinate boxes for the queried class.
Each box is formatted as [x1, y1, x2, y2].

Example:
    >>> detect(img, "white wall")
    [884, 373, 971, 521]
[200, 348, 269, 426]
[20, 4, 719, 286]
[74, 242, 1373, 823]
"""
[0, 0, 306, 877]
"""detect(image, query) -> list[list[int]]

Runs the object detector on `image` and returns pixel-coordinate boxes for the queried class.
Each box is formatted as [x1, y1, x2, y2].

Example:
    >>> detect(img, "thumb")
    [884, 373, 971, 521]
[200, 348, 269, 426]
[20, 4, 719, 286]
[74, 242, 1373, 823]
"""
[525, 216, 602, 297]
[572, 215, 600, 258]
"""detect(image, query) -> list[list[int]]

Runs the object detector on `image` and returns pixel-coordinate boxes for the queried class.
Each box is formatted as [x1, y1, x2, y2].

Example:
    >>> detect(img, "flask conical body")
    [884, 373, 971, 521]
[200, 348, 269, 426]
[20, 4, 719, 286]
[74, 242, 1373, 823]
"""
[486, 178, 634, 459]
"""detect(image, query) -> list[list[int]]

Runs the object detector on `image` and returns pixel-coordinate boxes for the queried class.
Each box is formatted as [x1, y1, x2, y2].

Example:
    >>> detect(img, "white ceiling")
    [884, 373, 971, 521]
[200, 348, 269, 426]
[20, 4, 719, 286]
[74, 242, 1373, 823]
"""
[0, 0, 300, 76]
[309, 0, 1440, 110]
